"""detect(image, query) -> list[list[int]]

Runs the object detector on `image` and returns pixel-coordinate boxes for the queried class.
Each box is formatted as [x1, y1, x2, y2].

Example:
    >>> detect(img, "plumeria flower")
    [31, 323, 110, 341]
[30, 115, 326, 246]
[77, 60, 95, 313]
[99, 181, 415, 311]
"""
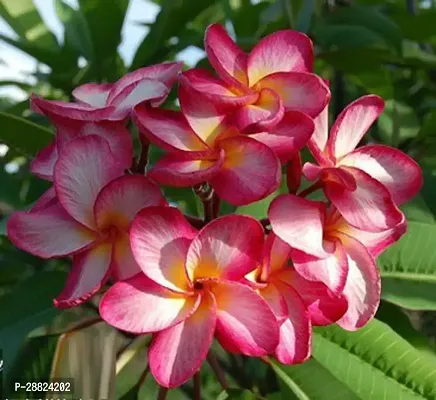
[303, 95, 422, 232]
[31, 62, 183, 122]
[31, 120, 132, 182]
[7, 135, 165, 307]
[133, 89, 313, 205]
[245, 232, 347, 364]
[179, 24, 329, 132]
[269, 195, 407, 329]
[100, 207, 279, 388]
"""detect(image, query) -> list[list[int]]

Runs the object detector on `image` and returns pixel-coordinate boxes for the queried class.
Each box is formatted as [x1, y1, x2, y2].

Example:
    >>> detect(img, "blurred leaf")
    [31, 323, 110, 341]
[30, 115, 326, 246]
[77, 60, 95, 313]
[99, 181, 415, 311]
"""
[0, 271, 67, 379]
[0, 0, 59, 49]
[312, 319, 436, 399]
[378, 99, 420, 145]
[391, 10, 436, 42]
[131, 0, 217, 69]
[217, 388, 263, 399]
[295, 0, 315, 33]
[401, 194, 436, 223]
[271, 359, 358, 400]
[325, 5, 402, 55]
[378, 221, 436, 310]
[0, 112, 53, 156]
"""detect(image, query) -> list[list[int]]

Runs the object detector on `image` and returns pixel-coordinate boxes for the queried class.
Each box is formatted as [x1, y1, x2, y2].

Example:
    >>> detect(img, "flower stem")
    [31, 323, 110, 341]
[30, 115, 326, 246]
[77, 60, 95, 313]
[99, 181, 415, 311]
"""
[193, 372, 201, 400]
[136, 138, 150, 173]
[157, 386, 169, 400]
[193, 183, 215, 223]
[298, 181, 323, 198]
[185, 214, 206, 229]
[207, 352, 228, 390]
[213, 192, 221, 218]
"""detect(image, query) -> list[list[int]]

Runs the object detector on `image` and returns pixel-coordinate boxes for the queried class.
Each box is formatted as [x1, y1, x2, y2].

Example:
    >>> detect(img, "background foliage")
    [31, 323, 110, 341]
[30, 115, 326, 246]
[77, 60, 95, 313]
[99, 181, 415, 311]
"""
[1, 0, 436, 398]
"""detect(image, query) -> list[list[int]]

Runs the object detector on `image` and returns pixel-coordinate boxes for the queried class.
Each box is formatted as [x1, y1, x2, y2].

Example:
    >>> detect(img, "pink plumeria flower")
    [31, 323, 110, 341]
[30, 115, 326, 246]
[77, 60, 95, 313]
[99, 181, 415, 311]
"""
[100, 207, 279, 388]
[245, 232, 347, 364]
[269, 194, 407, 330]
[31, 120, 132, 182]
[7, 135, 165, 307]
[303, 95, 422, 232]
[179, 24, 329, 132]
[31, 62, 183, 122]
[133, 92, 313, 205]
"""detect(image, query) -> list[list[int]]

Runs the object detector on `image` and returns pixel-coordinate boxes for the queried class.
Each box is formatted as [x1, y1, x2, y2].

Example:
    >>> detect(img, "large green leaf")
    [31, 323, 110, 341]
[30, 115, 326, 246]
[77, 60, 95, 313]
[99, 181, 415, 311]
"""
[0, 112, 53, 156]
[312, 319, 436, 399]
[0, 271, 67, 379]
[271, 359, 358, 400]
[378, 221, 436, 310]
[0, 0, 59, 50]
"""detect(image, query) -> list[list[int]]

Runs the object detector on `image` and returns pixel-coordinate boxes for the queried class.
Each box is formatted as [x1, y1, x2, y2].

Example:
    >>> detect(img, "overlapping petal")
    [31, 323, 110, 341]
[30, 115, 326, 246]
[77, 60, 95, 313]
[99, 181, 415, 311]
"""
[247, 30, 313, 86]
[185, 215, 264, 282]
[250, 111, 314, 163]
[149, 291, 216, 388]
[210, 136, 281, 205]
[307, 105, 329, 162]
[268, 194, 328, 258]
[54, 242, 112, 308]
[31, 142, 58, 181]
[256, 72, 329, 117]
[7, 202, 96, 259]
[31, 186, 57, 212]
[100, 273, 200, 334]
[72, 83, 113, 107]
[339, 144, 423, 205]
[204, 24, 249, 87]
[325, 167, 403, 232]
[94, 174, 165, 231]
[130, 207, 197, 292]
[54, 135, 125, 229]
[326, 95, 384, 160]
[335, 233, 381, 330]
[111, 233, 142, 280]
[213, 281, 279, 356]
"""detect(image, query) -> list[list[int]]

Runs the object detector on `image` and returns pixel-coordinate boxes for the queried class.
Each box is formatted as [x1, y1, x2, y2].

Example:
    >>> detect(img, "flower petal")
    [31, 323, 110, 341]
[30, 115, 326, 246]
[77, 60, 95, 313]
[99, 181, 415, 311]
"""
[302, 162, 323, 181]
[326, 95, 384, 160]
[31, 94, 115, 122]
[178, 84, 228, 147]
[336, 215, 407, 258]
[111, 233, 142, 280]
[324, 166, 403, 232]
[94, 174, 165, 232]
[149, 291, 216, 388]
[335, 233, 381, 330]
[247, 30, 313, 86]
[185, 215, 264, 282]
[278, 269, 348, 326]
[72, 83, 113, 107]
[30, 142, 58, 181]
[7, 202, 96, 259]
[233, 88, 284, 134]
[31, 186, 57, 212]
[292, 239, 349, 294]
[256, 72, 329, 117]
[100, 272, 200, 334]
[148, 150, 224, 187]
[307, 105, 329, 162]
[268, 194, 328, 258]
[109, 78, 169, 119]
[272, 282, 311, 364]
[54, 242, 112, 308]
[210, 136, 281, 206]
[259, 283, 288, 323]
[321, 167, 357, 190]
[251, 110, 314, 163]
[261, 232, 292, 281]
[133, 106, 209, 152]
[180, 69, 257, 111]
[339, 144, 423, 205]
[213, 281, 279, 356]
[204, 24, 249, 87]
[130, 206, 197, 292]
[54, 135, 125, 229]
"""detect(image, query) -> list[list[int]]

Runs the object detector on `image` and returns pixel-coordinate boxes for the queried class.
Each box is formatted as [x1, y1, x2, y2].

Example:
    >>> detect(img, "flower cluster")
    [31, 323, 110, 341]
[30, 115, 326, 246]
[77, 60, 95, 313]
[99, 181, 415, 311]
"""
[7, 25, 422, 388]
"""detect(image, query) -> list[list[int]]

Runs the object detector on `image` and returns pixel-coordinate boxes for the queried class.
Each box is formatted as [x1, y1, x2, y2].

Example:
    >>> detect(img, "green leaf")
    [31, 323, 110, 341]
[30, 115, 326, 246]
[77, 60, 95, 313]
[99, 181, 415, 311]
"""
[0, 271, 67, 379]
[271, 359, 358, 400]
[0, 0, 59, 50]
[217, 388, 263, 400]
[0, 112, 53, 156]
[391, 10, 436, 42]
[295, 0, 315, 34]
[325, 5, 402, 55]
[378, 221, 436, 310]
[312, 319, 436, 399]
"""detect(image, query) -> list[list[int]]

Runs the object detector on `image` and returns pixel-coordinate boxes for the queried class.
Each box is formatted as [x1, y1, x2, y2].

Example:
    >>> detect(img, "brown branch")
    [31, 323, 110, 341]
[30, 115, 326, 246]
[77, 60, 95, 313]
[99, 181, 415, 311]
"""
[135, 138, 150, 173]
[157, 386, 169, 400]
[207, 352, 228, 390]
[193, 183, 214, 223]
[298, 181, 323, 198]
[193, 372, 201, 400]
